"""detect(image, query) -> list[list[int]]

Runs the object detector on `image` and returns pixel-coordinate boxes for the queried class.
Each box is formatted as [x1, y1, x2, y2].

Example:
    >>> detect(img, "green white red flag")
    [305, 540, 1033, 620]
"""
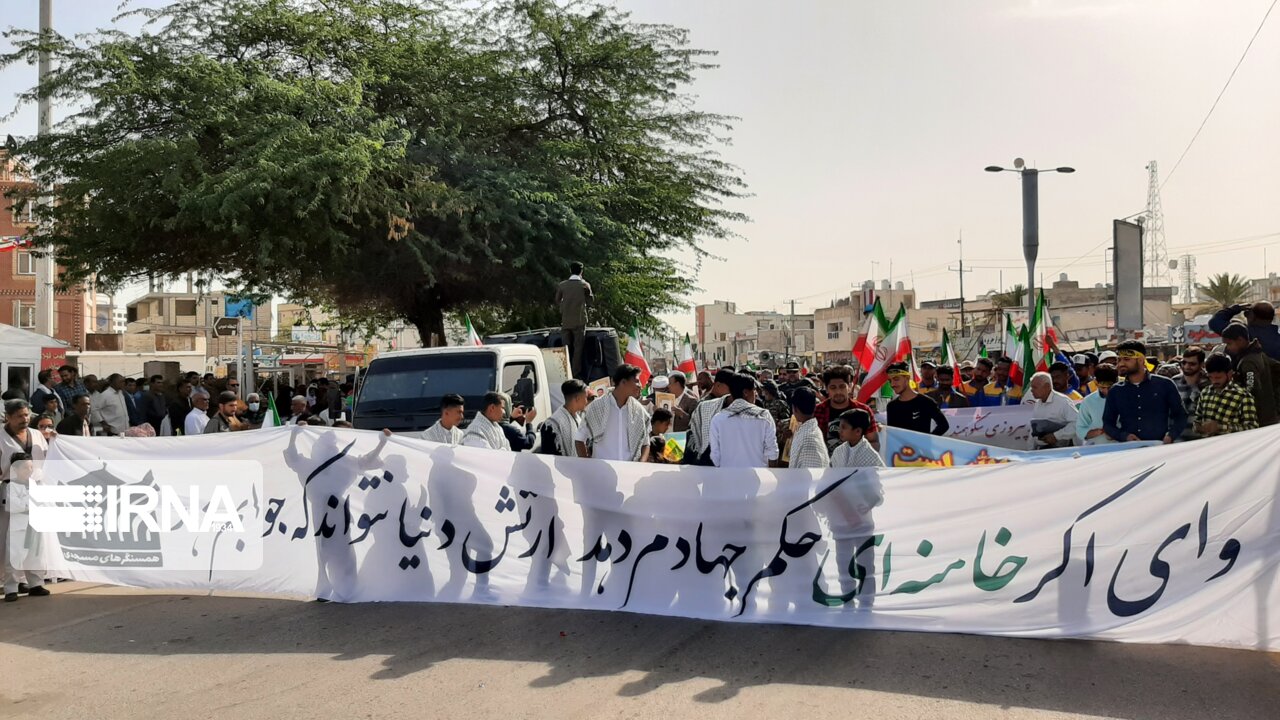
[677, 334, 696, 377]
[1002, 313, 1025, 388]
[940, 328, 961, 379]
[464, 315, 482, 347]
[856, 304, 911, 403]
[625, 326, 652, 387]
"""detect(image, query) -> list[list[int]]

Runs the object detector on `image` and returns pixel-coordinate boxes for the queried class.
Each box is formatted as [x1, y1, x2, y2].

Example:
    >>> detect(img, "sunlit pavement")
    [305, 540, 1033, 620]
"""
[1, 582, 1276, 720]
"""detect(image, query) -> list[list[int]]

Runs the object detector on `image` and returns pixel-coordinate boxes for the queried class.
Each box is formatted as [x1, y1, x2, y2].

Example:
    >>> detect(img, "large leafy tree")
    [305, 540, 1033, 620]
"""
[2, 0, 744, 342]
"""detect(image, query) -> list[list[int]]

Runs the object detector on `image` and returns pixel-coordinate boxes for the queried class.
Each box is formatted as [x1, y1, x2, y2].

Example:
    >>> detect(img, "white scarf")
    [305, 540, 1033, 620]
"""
[580, 394, 648, 461]
[462, 413, 510, 451]
[546, 407, 581, 457]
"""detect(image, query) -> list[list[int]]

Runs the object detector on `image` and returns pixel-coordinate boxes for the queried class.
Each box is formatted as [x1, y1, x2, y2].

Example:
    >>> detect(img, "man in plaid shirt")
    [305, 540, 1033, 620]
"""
[1194, 354, 1258, 437]
[788, 387, 829, 469]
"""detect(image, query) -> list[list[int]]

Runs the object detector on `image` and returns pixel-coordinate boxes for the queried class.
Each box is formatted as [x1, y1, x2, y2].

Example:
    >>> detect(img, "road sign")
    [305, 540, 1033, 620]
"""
[213, 316, 241, 338]
[1169, 326, 1186, 344]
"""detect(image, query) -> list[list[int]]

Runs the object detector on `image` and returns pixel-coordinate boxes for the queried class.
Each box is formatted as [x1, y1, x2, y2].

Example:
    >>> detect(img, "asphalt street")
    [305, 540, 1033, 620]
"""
[1, 582, 1276, 719]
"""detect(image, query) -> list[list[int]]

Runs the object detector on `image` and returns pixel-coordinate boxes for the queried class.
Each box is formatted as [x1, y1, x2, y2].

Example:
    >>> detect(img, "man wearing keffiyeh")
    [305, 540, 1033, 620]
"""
[709, 373, 778, 468]
[461, 392, 513, 450]
[544, 380, 587, 456]
[686, 368, 735, 464]
[575, 364, 650, 461]
[420, 393, 465, 446]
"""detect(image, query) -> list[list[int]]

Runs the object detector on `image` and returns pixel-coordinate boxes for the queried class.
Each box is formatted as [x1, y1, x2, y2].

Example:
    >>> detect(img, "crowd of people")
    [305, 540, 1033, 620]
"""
[2, 297, 1278, 603]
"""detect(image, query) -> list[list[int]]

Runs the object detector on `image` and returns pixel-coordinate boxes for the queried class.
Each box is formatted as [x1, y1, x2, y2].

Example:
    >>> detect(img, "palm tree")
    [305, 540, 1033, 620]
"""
[990, 284, 1027, 313]
[1196, 273, 1252, 308]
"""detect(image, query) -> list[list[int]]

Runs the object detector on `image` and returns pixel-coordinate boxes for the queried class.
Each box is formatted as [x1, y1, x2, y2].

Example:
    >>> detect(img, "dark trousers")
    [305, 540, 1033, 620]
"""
[563, 325, 586, 379]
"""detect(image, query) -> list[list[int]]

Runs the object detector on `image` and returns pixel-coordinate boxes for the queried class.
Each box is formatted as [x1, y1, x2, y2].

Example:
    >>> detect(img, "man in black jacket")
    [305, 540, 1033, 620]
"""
[1209, 301, 1280, 361]
[142, 376, 169, 431]
[56, 394, 93, 437]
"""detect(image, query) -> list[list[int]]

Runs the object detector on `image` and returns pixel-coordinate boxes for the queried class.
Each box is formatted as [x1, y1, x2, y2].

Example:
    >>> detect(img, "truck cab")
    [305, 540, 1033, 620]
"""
[352, 344, 561, 433]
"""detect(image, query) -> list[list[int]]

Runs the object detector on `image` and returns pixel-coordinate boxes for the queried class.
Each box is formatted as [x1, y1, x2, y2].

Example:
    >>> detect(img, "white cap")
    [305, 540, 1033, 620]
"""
[1098, 350, 1118, 361]
[1071, 354, 1088, 365]
[650, 376, 670, 390]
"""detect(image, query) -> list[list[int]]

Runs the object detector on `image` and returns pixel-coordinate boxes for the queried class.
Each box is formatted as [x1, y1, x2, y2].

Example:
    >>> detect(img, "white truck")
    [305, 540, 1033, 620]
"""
[351, 344, 570, 433]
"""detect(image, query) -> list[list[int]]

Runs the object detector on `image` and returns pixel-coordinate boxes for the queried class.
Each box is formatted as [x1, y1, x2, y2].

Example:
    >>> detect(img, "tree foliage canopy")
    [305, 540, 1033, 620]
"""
[2, 0, 745, 341]
[1196, 273, 1252, 308]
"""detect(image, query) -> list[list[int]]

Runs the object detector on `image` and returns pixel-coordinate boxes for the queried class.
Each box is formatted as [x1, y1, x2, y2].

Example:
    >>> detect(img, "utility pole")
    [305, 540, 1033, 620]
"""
[34, 0, 55, 337]
[787, 299, 795, 363]
[949, 230, 974, 338]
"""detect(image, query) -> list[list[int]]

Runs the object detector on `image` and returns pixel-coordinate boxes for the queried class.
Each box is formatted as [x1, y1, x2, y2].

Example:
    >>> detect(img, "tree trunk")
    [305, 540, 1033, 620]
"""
[406, 291, 446, 348]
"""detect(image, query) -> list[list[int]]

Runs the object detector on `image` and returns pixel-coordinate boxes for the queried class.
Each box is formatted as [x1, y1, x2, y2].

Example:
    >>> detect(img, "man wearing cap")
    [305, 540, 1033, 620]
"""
[686, 368, 734, 464]
[1098, 350, 1118, 368]
[1102, 340, 1185, 444]
[958, 360, 975, 384]
[1208, 301, 1280, 361]
[917, 361, 939, 392]
[1072, 354, 1099, 396]
[886, 363, 949, 435]
[787, 387, 829, 469]
[777, 361, 809, 401]
[709, 373, 778, 468]
[924, 366, 969, 408]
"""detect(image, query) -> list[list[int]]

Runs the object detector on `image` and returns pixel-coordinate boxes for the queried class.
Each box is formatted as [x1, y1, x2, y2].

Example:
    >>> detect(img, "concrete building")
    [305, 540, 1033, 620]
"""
[276, 302, 422, 360]
[1, 149, 95, 351]
[126, 291, 272, 361]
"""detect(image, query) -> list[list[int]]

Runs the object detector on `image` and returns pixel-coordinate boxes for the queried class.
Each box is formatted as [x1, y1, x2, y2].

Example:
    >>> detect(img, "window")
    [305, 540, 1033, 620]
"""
[718, 332, 727, 341]
[175, 299, 198, 316]
[16, 251, 35, 275]
[11, 200, 35, 225]
[14, 302, 35, 329]
[826, 321, 843, 340]
[502, 361, 538, 410]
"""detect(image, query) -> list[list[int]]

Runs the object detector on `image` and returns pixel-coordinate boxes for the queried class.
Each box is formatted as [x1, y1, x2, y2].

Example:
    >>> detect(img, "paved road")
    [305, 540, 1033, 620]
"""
[1, 583, 1276, 719]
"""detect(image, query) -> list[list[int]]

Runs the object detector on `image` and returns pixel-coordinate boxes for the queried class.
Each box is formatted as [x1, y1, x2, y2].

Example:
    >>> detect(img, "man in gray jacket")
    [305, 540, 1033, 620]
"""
[555, 262, 594, 379]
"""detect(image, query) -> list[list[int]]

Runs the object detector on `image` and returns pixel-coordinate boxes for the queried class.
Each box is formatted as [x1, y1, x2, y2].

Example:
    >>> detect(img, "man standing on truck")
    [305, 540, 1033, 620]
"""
[555, 261, 594, 379]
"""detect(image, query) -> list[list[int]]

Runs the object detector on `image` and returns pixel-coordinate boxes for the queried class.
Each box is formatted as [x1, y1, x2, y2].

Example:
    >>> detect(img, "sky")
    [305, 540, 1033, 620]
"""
[3, 0, 1279, 337]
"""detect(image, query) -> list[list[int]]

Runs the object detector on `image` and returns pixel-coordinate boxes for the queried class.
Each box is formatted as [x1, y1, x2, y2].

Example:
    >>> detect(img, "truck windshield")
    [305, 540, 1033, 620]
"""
[356, 352, 497, 416]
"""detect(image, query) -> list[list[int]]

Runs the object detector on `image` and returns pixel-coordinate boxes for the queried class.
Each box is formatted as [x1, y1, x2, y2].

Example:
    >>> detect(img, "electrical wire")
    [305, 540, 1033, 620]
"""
[1162, 0, 1278, 190]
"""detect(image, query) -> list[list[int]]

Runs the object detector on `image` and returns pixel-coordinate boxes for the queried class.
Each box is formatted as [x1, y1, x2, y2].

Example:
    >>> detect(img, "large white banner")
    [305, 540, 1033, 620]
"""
[39, 426, 1280, 652]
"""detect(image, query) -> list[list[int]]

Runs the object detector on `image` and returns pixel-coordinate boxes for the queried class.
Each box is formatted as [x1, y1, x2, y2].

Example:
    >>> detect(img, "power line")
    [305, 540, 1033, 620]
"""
[1162, 0, 1278, 190]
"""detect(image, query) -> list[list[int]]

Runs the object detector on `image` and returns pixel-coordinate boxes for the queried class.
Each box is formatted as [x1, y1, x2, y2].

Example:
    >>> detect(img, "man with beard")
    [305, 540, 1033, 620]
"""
[1102, 340, 1185, 444]
[813, 365, 879, 452]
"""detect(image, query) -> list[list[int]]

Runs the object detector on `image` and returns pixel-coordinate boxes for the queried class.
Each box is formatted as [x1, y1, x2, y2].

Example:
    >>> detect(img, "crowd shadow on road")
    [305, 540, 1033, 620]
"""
[2, 590, 1276, 719]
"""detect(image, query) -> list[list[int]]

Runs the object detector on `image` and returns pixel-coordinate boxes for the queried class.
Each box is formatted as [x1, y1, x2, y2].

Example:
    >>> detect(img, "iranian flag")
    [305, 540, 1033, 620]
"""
[625, 326, 652, 387]
[940, 328, 962, 378]
[677, 334, 696, 377]
[852, 299, 887, 371]
[1094, 338, 1102, 354]
[1002, 313, 1026, 387]
[261, 392, 282, 428]
[1028, 290, 1052, 373]
[978, 342, 988, 360]
[464, 315, 482, 347]
[1021, 324, 1036, 394]
[856, 304, 911, 403]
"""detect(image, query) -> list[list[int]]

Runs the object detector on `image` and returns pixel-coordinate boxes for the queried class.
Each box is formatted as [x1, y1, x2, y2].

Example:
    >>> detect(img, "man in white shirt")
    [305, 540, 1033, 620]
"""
[285, 395, 312, 425]
[575, 365, 649, 461]
[420, 393, 465, 446]
[185, 393, 211, 435]
[710, 373, 779, 468]
[90, 373, 131, 436]
[461, 392, 513, 451]
[1026, 372, 1079, 449]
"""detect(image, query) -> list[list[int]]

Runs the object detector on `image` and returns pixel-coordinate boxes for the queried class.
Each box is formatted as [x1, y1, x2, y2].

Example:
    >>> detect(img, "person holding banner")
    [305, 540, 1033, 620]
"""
[1193, 354, 1259, 437]
[687, 369, 734, 464]
[575, 365, 650, 462]
[1027, 372, 1078, 448]
[1076, 365, 1118, 445]
[710, 373, 778, 468]
[1, 400, 52, 603]
[462, 392, 514, 451]
[421, 393, 466, 446]
[830, 409, 884, 468]
[886, 363, 948, 436]
[923, 366, 969, 409]
[1103, 340, 1185, 444]
[787, 387, 829, 470]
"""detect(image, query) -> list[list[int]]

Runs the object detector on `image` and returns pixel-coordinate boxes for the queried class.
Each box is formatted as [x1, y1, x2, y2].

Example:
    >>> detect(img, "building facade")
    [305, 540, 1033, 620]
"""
[1, 149, 94, 350]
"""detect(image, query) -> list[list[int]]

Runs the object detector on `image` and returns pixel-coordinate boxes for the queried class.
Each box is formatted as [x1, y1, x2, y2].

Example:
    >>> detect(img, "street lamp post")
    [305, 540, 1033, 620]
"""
[985, 160, 1075, 323]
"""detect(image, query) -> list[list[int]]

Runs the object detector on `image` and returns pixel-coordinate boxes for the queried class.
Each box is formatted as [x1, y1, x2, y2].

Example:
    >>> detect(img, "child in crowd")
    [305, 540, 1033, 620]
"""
[830, 409, 885, 468]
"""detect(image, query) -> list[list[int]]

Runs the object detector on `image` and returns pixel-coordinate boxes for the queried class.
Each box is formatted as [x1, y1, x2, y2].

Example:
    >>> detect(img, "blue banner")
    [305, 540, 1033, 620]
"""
[882, 427, 1156, 468]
